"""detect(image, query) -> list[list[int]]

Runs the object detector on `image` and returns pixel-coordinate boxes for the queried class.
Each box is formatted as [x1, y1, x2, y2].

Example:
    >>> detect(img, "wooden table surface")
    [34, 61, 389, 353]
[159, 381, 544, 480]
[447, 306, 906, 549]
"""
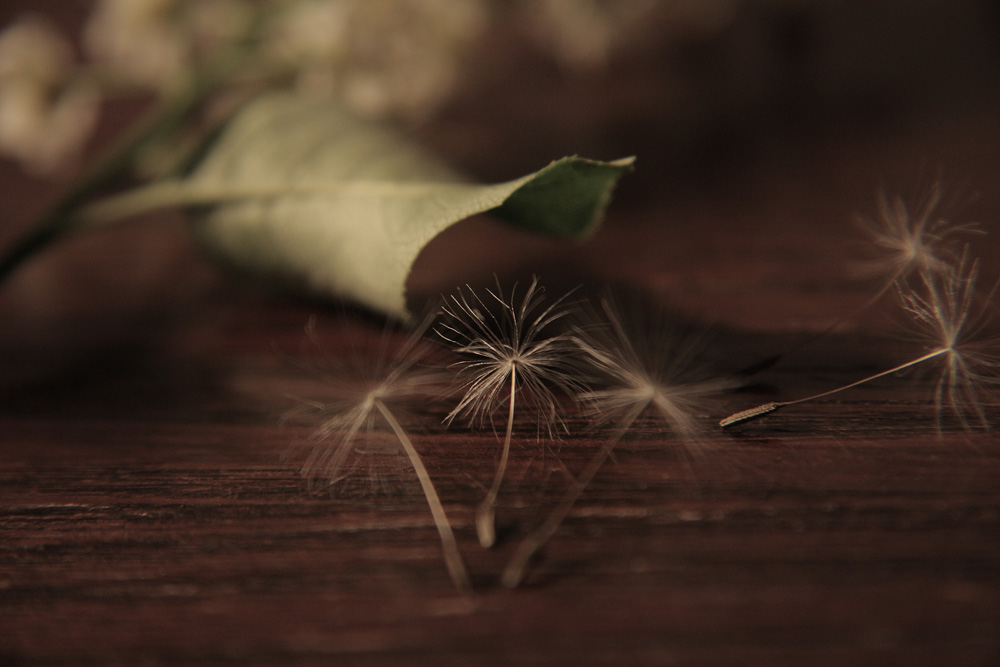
[2, 5, 1000, 665]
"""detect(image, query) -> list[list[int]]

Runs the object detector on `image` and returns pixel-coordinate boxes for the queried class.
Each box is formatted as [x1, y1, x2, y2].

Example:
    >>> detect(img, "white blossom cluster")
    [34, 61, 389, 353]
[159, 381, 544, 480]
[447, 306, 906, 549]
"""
[0, 0, 735, 175]
[0, 16, 99, 174]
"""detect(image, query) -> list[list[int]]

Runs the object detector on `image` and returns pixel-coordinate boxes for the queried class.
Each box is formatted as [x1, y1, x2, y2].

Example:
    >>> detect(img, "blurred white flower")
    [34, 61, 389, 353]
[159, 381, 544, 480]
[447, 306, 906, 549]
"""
[186, 0, 256, 56]
[522, 0, 661, 68]
[264, 0, 352, 74]
[0, 0, 491, 174]
[518, 0, 736, 70]
[264, 0, 489, 120]
[0, 16, 99, 174]
[83, 0, 189, 89]
[4, 0, 747, 175]
[83, 0, 253, 91]
[0, 15, 70, 84]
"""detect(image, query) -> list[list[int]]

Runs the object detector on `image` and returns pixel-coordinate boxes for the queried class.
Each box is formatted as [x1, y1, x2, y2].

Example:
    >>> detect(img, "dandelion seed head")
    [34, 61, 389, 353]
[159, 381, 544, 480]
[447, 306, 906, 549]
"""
[897, 253, 1000, 430]
[285, 313, 472, 592]
[286, 314, 447, 492]
[859, 184, 982, 284]
[575, 298, 728, 444]
[436, 277, 585, 434]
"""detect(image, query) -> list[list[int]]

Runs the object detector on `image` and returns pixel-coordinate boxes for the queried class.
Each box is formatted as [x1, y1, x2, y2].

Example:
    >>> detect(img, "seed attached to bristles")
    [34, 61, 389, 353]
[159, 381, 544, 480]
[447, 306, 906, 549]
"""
[740, 186, 983, 378]
[437, 276, 585, 548]
[721, 251, 998, 431]
[289, 316, 472, 593]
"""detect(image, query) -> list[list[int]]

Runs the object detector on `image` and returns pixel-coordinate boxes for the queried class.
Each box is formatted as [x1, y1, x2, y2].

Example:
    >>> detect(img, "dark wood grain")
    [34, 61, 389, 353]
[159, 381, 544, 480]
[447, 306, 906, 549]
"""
[2, 3, 1000, 665]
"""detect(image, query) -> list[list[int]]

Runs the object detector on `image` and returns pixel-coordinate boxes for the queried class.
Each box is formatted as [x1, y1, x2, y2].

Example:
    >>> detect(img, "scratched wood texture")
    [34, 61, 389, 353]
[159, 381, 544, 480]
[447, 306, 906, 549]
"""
[2, 3, 1000, 665]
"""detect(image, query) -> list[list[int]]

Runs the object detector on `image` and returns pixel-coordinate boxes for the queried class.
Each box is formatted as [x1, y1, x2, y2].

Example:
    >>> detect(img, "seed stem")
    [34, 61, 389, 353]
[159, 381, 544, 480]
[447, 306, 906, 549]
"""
[721, 347, 950, 427]
[374, 399, 472, 594]
[502, 401, 645, 588]
[476, 364, 517, 548]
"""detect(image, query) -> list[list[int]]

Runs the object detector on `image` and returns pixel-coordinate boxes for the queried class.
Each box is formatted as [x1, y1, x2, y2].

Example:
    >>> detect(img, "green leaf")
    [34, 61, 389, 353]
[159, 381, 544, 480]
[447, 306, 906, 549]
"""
[83, 93, 634, 319]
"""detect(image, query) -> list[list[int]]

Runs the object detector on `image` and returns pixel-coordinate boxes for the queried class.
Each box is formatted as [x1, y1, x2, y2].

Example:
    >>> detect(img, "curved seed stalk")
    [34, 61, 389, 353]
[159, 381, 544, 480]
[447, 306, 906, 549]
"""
[290, 316, 472, 593]
[475, 367, 517, 548]
[374, 399, 471, 594]
[502, 401, 645, 588]
[502, 296, 725, 586]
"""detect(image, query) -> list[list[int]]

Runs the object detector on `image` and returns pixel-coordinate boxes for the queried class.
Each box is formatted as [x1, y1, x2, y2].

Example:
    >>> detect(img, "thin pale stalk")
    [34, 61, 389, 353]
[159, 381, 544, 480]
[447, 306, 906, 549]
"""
[502, 402, 646, 588]
[721, 347, 950, 427]
[476, 364, 517, 548]
[374, 399, 472, 594]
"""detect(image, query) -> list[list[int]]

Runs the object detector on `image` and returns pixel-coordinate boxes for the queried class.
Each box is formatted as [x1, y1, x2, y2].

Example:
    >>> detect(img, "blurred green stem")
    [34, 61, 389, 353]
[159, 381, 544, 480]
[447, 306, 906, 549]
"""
[0, 42, 254, 285]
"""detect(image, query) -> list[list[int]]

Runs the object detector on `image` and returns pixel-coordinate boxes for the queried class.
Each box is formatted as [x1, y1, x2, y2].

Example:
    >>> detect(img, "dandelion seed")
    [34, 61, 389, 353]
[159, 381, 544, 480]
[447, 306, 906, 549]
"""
[437, 276, 584, 548]
[897, 253, 999, 430]
[721, 252, 999, 431]
[502, 297, 729, 588]
[860, 184, 981, 286]
[289, 315, 472, 594]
